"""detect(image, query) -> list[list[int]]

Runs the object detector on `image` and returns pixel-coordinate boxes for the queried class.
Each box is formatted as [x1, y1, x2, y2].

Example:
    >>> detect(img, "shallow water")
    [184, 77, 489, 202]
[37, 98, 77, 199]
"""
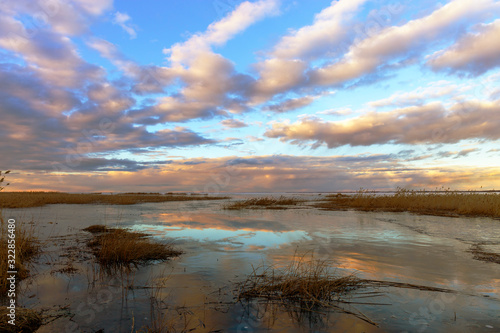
[3, 195, 500, 332]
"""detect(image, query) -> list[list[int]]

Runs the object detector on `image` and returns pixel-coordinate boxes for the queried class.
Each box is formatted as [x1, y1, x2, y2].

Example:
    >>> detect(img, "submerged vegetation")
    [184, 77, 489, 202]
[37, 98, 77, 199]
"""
[0, 191, 229, 208]
[223, 196, 305, 210]
[84, 225, 182, 270]
[316, 188, 500, 218]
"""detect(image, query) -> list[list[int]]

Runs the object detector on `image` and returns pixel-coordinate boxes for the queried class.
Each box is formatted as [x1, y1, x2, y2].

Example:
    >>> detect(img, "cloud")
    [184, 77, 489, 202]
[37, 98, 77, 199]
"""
[309, 0, 499, 86]
[0, 0, 113, 36]
[369, 81, 461, 108]
[263, 95, 315, 113]
[163, 0, 279, 65]
[427, 19, 500, 76]
[221, 119, 248, 128]
[271, 0, 366, 60]
[264, 99, 500, 147]
[6, 155, 500, 192]
[0, 14, 103, 87]
[113, 12, 137, 39]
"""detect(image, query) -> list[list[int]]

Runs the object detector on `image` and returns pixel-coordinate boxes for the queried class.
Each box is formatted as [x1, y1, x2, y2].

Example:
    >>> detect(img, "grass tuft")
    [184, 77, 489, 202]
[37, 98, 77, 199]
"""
[84, 225, 182, 270]
[223, 196, 304, 210]
[0, 306, 42, 333]
[316, 188, 500, 218]
[0, 217, 41, 294]
[237, 254, 360, 309]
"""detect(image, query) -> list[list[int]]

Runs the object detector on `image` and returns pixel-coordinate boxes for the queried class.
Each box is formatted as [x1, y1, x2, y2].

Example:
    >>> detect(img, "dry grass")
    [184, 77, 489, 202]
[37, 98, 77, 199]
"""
[223, 196, 304, 210]
[84, 225, 182, 270]
[237, 256, 360, 309]
[0, 192, 230, 208]
[0, 306, 42, 333]
[0, 172, 41, 293]
[237, 253, 461, 327]
[316, 188, 500, 218]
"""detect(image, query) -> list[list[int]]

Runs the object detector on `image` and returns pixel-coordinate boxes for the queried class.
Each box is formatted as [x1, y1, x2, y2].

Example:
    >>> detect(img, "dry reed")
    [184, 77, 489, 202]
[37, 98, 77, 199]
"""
[84, 225, 182, 270]
[0, 306, 42, 333]
[316, 188, 500, 218]
[0, 171, 41, 294]
[0, 192, 229, 209]
[237, 254, 361, 309]
[223, 196, 304, 210]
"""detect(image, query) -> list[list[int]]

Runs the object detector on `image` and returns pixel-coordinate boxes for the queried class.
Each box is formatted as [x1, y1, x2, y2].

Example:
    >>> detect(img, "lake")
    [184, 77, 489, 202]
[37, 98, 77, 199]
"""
[4, 194, 499, 332]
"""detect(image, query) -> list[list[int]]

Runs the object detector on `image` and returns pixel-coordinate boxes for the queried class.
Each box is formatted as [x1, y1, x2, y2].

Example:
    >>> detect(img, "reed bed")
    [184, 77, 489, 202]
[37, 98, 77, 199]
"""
[84, 225, 182, 270]
[316, 188, 500, 218]
[237, 254, 461, 327]
[0, 171, 41, 294]
[0, 192, 229, 208]
[237, 255, 361, 309]
[0, 218, 41, 294]
[0, 306, 42, 333]
[223, 196, 304, 210]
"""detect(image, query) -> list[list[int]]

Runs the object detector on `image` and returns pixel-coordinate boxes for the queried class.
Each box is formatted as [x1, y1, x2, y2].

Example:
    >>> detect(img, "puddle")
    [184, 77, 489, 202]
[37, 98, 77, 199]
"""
[2, 196, 499, 332]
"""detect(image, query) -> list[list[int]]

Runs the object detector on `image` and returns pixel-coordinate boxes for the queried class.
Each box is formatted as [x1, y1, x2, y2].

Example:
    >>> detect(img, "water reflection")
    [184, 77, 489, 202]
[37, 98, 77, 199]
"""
[4, 199, 499, 332]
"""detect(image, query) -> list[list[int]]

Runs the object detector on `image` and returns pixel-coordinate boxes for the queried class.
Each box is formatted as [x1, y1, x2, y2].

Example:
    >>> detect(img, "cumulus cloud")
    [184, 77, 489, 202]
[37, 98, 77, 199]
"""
[263, 95, 315, 113]
[309, 0, 499, 86]
[270, 0, 367, 60]
[427, 19, 500, 76]
[0, 14, 103, 87]
[113, 12, 137, 39]
[221, 119, 248, 128]
[265, 99, 500, 147]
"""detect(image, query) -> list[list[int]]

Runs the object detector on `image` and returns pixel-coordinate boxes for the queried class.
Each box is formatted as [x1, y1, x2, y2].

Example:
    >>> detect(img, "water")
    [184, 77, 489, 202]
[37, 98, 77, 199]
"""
[3, 195, 499, 332]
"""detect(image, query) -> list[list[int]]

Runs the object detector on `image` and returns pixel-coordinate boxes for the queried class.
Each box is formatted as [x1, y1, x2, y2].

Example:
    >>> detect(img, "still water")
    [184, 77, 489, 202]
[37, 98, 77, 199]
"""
[4, 195, 500, 332]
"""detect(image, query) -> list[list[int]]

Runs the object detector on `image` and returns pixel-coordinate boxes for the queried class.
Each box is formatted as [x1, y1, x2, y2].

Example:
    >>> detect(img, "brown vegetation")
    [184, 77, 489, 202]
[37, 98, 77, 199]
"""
[84, 225, 182, 270]
[316, 188, 500, 218]
[237, 255, 360, 309]
[0, 191, 229, 208]
[223, 196, 304, 210]
[0, 171, 41, 294]
[0, 306, 42, 333]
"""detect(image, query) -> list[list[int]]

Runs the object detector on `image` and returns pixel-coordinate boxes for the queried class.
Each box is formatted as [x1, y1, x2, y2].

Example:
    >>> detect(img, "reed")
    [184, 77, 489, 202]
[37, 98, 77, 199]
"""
[0, 192, 229, 208]
[223, 196, 304, 210]
[316, 188, 500, 218]
[237, 254, 360, 309]
[84, 225, 182, 270]
[0, 306, 42, 332]
[0, 171, 41, 294]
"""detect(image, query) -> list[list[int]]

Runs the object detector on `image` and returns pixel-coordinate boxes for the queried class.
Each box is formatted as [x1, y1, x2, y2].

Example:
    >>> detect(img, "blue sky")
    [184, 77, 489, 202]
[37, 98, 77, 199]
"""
[1, 0, 500, 192]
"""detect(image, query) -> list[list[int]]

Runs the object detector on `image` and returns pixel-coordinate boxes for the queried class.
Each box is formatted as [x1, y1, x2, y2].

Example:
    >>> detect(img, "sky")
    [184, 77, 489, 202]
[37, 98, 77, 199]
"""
[1, 0, 500, 193]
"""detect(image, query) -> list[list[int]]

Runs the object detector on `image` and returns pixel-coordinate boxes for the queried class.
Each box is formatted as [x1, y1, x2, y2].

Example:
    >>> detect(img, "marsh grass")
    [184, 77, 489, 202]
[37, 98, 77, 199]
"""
[84, 225, 182, 271]
[223, 196, 305, 210]
[237, 255, 360, 310]
[0, 171, 41, 294]
[0, 306, 42, 332]
[237, 253, 461, 327]
[0, 192, 229, 208]
[316, 188, 500, 218]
